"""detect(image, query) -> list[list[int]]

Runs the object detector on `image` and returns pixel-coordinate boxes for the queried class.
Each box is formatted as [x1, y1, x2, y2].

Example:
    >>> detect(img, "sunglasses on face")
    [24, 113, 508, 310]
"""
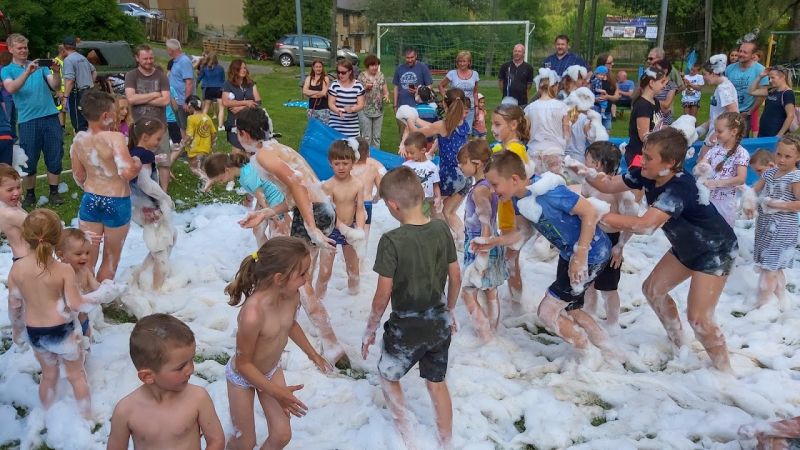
[337, 70, 349, 75]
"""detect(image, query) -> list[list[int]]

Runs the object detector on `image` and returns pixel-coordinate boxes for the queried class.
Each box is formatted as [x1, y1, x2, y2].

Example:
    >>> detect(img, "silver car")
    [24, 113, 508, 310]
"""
[272, 34, 359, 67]
[118, 3, 157, 19]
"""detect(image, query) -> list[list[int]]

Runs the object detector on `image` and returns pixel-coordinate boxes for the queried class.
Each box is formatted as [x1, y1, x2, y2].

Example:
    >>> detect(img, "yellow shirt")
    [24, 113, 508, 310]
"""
[492, 141, 529, 232]
[186, 113, 216, 157]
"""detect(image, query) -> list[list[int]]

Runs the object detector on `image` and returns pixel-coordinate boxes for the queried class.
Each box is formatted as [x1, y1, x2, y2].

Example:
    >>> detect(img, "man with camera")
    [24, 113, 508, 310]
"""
[62, 36, 95, 134]
[1, 33, 64, 207]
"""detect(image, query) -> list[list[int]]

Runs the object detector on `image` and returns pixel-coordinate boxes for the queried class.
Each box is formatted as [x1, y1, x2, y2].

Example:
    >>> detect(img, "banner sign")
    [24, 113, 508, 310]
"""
[602, 15, 658, 41]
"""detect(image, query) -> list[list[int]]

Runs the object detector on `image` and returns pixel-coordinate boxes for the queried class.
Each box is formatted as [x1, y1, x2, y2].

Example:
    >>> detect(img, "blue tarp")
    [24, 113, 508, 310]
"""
[609, 136, 779, 184]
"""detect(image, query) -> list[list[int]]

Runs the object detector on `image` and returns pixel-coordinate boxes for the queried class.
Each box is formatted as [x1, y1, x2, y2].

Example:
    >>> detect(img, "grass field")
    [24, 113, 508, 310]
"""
[24, 52, 714, 222]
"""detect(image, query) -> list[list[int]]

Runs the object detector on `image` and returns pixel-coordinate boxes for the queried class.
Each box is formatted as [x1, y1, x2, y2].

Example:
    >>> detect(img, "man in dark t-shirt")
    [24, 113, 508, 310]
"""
[542, 35, 587, 77]
[497, 44, 534, 106]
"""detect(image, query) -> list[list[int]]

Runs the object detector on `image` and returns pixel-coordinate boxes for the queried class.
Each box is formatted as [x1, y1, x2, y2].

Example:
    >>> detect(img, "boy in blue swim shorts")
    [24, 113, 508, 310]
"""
[70, 90, 142, 282]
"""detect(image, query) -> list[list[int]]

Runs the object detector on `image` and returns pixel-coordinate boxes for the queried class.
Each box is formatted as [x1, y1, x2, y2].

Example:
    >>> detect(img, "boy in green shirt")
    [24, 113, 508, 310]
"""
[362, 166, 461, 450]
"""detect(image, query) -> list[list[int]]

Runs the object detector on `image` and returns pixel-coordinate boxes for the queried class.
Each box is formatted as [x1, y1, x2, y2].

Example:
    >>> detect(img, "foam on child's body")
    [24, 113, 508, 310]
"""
[517, 172, 566, 223]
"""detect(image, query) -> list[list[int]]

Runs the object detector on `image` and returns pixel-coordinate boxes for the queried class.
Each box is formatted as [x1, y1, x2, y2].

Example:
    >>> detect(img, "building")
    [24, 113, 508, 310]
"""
[337, 0, 373, 54]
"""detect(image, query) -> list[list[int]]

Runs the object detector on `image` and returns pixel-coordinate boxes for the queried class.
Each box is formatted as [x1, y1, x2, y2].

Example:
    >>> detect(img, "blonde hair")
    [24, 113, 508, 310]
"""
[22, 209, 62, 269]
[456, 50, 472, 68]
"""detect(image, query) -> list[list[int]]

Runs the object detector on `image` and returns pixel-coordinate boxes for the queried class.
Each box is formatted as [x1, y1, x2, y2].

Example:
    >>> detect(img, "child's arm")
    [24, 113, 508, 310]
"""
[106, 402, 132, 450]
[288, 321, 333, 373]
[254, 187, 269, 209]
[197, 390, 225, 450]
[362, 275, 393, 359]
[705, 165, 747, 189]
[84, 270, 101, 293]
[111, 133, 143, 181]
[69, 143, 87, 189]
[584, 172, 631, 194]
[136, 165, 175, 212]
[372, 169, 384, 202]
[602, 207, 670, 235]
[562, 114, 571, 143]
[354, 185, 366, 230]
[7, 274, 25, 345]
[433, 182, 443, 213]
[472, 184, 493, 238]
[751, 177, 767, 195]
[764, 181, 800, 212]
[446, 260, 461, 332]
[568, 197, 600, 284]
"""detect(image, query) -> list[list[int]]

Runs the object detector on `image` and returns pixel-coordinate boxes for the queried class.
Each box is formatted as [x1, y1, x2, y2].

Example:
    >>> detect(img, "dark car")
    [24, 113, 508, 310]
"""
[272, 34, 359, 67]
[76, 41, 137, 94]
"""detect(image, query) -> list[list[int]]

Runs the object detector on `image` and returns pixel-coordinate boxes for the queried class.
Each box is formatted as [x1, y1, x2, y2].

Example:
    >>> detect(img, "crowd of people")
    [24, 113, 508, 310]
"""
[1, 29, 800, 450]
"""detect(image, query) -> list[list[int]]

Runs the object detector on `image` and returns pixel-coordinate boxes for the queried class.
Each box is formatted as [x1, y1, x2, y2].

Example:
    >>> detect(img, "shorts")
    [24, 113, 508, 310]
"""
[0, 138, 12, 166]
[290, 202, 336, 245]
[328, 227, 349, 246]
[17, 114, 63, 176]
[463, 236, 508, 289]
[26, 321, 81, 360]
[593, 232, 621, 292]
[167, 122, 182, 145]
[364, 201, 373, 225]
[203, 87, 222, 101]
[79, 193, 132, 228]
[225, 357, 278, 390]
[547, 256, 607, 311]
[440, 174, 472, 198]
[378, 309, 452, 382]
[673, 239, 737, 276]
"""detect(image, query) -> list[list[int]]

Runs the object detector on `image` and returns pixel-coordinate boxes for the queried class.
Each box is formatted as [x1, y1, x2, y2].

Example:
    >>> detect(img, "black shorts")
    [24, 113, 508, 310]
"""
[378, 310, 451, 382]
[548, 256, 607, 311]
[204, 87, 222, 100]
[167, 121, 182, 145]
[672, 239, 738, 277]
[593, 232, 621, 292]
[290, 203, 336, 245]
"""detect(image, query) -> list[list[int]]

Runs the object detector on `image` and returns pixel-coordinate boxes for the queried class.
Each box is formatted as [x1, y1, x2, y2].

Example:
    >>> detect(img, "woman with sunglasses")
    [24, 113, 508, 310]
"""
[626, 67, 668, 168]
[328, 59, 365, 137]
[749, 66, 796, 138]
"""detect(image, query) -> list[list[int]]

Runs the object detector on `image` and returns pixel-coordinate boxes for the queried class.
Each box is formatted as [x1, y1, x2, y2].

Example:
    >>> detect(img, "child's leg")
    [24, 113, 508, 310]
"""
[216, 99, 225, 129]
[256, 368, 293, 450]
[584, 286, 599, 316]
[33, 351, 60, 410]
[97, 223, 131, 282]
[227, 380, 258, 450]
[314, 247, 336, 300]
[775, 269, 787, 307]
[253, 221, 268, 247]
[342, 244, 360, 294]
[537, 295, 589, 349]
[462, 287, 492, 341]
[566, 309, 615, 355]
[504, 248, 523, 300]
[300, 284, 343, 363]
[151, 249, 170, 291]
[602, 290, 621, 327]
[425, 380, 453, 450]
[641, 252, 693, 349]
[63, 355, 92, 419]
[686, 272, 731, 372]
[442, 195, 465, 241]
[485, 288, 500, 330]
[270, 216, 290, 238]
[132, 254, 154, 287]
[380, 377, 416, 450]
[757, 269, 780, 308]
[202, 99, 210, 115]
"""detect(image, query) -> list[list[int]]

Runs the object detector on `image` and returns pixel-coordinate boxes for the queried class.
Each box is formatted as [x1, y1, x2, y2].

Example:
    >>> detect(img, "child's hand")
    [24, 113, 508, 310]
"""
[702, 179, 719, 189]
[568, 248, 589, 286]
[398, 145, 408, 159]
[610, 244, 624, 269]
[469, 237, 494, 253]
[434, 196, 443, 213]
[311, 353, 333, 374]
[238, 210, 267, 228]
[361, 329, 376, 359]
[155, 153, 169, 165]
[83, 230, 103, 246]
[308, 227, 336, 249]
[274, 384, 308, 417]
[447, 309, 459, 334]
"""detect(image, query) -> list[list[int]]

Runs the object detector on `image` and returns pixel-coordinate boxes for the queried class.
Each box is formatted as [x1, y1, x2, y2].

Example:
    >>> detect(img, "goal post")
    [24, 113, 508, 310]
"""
[377, 21, 534, 78]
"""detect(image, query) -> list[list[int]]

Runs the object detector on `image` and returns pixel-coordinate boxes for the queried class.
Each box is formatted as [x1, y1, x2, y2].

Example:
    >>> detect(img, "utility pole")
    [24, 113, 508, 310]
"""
[330, 0, 338, 69]
[587, 0, 599, 64]
[704, 0, 712, 59]
[295, 0, 305, 86]
[656, 0, 669, 49]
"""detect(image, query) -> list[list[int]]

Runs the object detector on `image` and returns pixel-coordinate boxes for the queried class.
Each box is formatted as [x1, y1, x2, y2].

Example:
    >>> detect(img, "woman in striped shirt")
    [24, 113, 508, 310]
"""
[328, 59, 365, 137]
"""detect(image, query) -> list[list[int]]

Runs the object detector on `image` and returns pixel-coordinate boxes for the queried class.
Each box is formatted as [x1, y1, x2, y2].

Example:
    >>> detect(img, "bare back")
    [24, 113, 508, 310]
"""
[351, 159, 383, 201]
[234, 291, 299, 374]
[9, 257, 73, 327]
[252, 141, 327, 204]
[70, 131, 133, 197]
[0, 205, 29, 258]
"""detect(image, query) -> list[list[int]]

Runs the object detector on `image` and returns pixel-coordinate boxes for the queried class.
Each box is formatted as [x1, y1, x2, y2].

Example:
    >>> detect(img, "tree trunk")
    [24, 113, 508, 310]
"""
[574, 0, 586, 55]
[784, 0, 800, 61]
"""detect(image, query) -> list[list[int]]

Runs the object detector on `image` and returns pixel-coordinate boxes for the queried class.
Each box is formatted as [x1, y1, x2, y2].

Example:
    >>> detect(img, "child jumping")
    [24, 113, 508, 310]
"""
[458, 140, 507, 341]
[402, 131, 442, 216]
[225, 237, 332, 450]
[316, 139, 367, 298]
[746, 135, 800, 309]
[696, 111, 749, 226]
[362, 166, 460, 450]
[107, 314, 224, 450]
[204, 152, 290, 246]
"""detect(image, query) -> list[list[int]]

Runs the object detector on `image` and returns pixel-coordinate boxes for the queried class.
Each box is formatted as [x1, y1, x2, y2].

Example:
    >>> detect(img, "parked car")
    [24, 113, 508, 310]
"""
[118, 3, 156, 19]
[76, 40, 138, 94]
[148, 8, 165, 19]
[272, 34, 359, 67]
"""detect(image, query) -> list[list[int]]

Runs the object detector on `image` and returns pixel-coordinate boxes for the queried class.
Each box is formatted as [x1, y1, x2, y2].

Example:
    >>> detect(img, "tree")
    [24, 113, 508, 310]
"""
[241, 0, 330, 51]
[0, 0, 144, 55]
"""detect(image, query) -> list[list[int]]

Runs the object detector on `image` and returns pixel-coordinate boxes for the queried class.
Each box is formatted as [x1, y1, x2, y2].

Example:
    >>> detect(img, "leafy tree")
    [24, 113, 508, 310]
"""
[0, 0, 144, 56]
[241, 0, 331, 51]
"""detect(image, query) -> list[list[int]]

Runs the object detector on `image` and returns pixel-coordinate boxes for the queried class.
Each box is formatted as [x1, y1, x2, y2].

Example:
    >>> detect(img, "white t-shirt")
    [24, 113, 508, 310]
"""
[681, 74, 704, 104]
[524, 98, 569, 156]
[446, 69, 480, 106]
[402, 159, 440, 198]
[708, 78, 738, 137]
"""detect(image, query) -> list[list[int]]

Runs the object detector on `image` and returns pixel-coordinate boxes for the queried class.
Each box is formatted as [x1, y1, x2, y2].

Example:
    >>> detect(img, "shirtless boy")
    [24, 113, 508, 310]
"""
[350, 137, 385, 241]
[0, 164, 29, 263]
[234, 107, 346, 364]
[107, 313, 224, 450]
[316, 139, 366, 299]
[70, 90, 142, 281]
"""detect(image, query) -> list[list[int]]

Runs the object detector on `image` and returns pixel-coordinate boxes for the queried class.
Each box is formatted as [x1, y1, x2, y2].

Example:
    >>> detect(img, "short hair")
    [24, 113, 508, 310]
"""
[80, 90, 116, 121]
[403, 131, 427, 150]
[6, 34, 27, 48]
[643, 127, 689, 172]
[457, 139, 491, 164]
[485, 150, 527, 179]
[749, 148, 774, 166]
[130, 313, 195, 371]
[379, 166, 424, 209]
[403, 46, 417, 56]
[165, 39, 182, 51]
[585, 141, 622, 175]
[58, 227, 87, 252]
[328, 140, 356, 161]
[135, 44, 152, 57]
[0, 163, 21, 184]
[363, 54, 380, 67]
[649, 47, 666, 59]
[555, 35, 570, 44]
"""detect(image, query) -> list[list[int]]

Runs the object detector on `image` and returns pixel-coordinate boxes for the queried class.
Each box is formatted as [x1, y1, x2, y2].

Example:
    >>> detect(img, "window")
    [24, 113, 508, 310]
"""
[342, 13, 349, 27]
[312, 37, 328, 49]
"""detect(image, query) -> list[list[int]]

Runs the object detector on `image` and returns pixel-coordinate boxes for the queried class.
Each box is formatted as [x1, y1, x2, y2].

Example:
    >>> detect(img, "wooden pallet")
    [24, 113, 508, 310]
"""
[203, 38, 248, 57]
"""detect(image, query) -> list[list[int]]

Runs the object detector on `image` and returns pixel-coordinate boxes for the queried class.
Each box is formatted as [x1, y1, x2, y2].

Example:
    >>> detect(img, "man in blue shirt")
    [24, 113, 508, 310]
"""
[725, 41, 768, 136]
[166, 38, 194, 138]
[392, 47, 432, 134]
[1, 34, 64, 207]
[616, 70, 634, 108]
[542, 35, 587, 77]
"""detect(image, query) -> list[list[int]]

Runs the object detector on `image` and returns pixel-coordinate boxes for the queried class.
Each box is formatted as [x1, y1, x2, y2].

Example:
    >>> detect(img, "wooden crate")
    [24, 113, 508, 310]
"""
[203, 38, 248, 57]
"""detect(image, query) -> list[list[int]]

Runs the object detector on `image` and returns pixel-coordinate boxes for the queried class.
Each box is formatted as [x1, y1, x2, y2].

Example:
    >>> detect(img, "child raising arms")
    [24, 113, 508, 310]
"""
[747, 135, 800, 309]
[107, 314, 224, 450]
[696, 111, 749, 226]
[225, 237, 332, 450]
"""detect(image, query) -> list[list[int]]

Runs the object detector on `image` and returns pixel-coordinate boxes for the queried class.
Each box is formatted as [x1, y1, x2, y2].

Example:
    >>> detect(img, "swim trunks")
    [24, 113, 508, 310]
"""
[378, 307, 452, 383]
[79, 193, 132, 228]
[328, 227, 349, 246]
[290, 202, 335, 245]
[26, 321, 81, 360]
[593, 232, 622, 292]
[225, 357, 278, 390]
[364, 201, 373, 225]
[548, 257, 607, 311]
[80, 319, 90, 337]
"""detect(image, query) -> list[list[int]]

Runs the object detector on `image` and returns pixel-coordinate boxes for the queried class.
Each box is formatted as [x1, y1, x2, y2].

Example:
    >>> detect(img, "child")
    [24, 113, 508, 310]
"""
[590, 65, 614, 130]
[0, 164, 29, 262]
[490, 104, 534, 302]
[747, 135, 800, 309]
[682, 63, 704, 117]
[580, 142, 636, 329]
[415, 85, 439, 122]
[750, 148, 775, 176]
[316, 139, 367, 298]
[402, 131, 442, 216]
[696, 111, 749, 226]
[458, 140, 507, 341]
[114, 94, 131, 137]
[128, 118, 177, 291]
[204, 152, 290, 246]
[57, 228, 100, 341]
[225, 237, 332, 450]
[350, 136, 385, 244]
[8, 209, 123, 419]
[166, 85, 182, 145]
[580, 127, 738, 372]
[362, 166, 460, 449]
[107, 313, 225, 450]
[180, 94, 216, 179]
[476, 151, 616, 359]
[525, 68, 571, 174]
[471, 93, 487, 139]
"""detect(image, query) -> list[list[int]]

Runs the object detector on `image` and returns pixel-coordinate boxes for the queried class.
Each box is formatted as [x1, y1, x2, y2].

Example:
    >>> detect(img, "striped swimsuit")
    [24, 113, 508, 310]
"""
[754, 168, 800, 271]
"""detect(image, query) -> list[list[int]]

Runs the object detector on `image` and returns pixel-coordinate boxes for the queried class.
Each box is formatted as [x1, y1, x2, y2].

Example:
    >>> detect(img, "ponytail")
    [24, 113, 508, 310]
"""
[21, 209, 63, 269]
[443, 88, 466, 135]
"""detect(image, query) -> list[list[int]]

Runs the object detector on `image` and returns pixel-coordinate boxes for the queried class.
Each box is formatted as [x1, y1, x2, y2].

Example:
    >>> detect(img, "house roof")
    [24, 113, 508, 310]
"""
[337, 0, 367, 11]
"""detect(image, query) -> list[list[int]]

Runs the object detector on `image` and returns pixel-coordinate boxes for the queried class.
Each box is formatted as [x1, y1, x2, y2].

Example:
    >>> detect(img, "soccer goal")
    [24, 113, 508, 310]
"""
[376, 21, 534, 78]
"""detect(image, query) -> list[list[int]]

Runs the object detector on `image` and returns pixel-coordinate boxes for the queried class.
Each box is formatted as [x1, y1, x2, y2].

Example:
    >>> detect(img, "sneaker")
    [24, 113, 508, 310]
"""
[49, 192, 64, 206]
[217, 125, 225, 132]
[22, 193, 36, 209]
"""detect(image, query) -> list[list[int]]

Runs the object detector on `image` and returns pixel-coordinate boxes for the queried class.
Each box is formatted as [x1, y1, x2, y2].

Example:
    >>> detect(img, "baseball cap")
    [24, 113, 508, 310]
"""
[63, 36, 77, 47]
